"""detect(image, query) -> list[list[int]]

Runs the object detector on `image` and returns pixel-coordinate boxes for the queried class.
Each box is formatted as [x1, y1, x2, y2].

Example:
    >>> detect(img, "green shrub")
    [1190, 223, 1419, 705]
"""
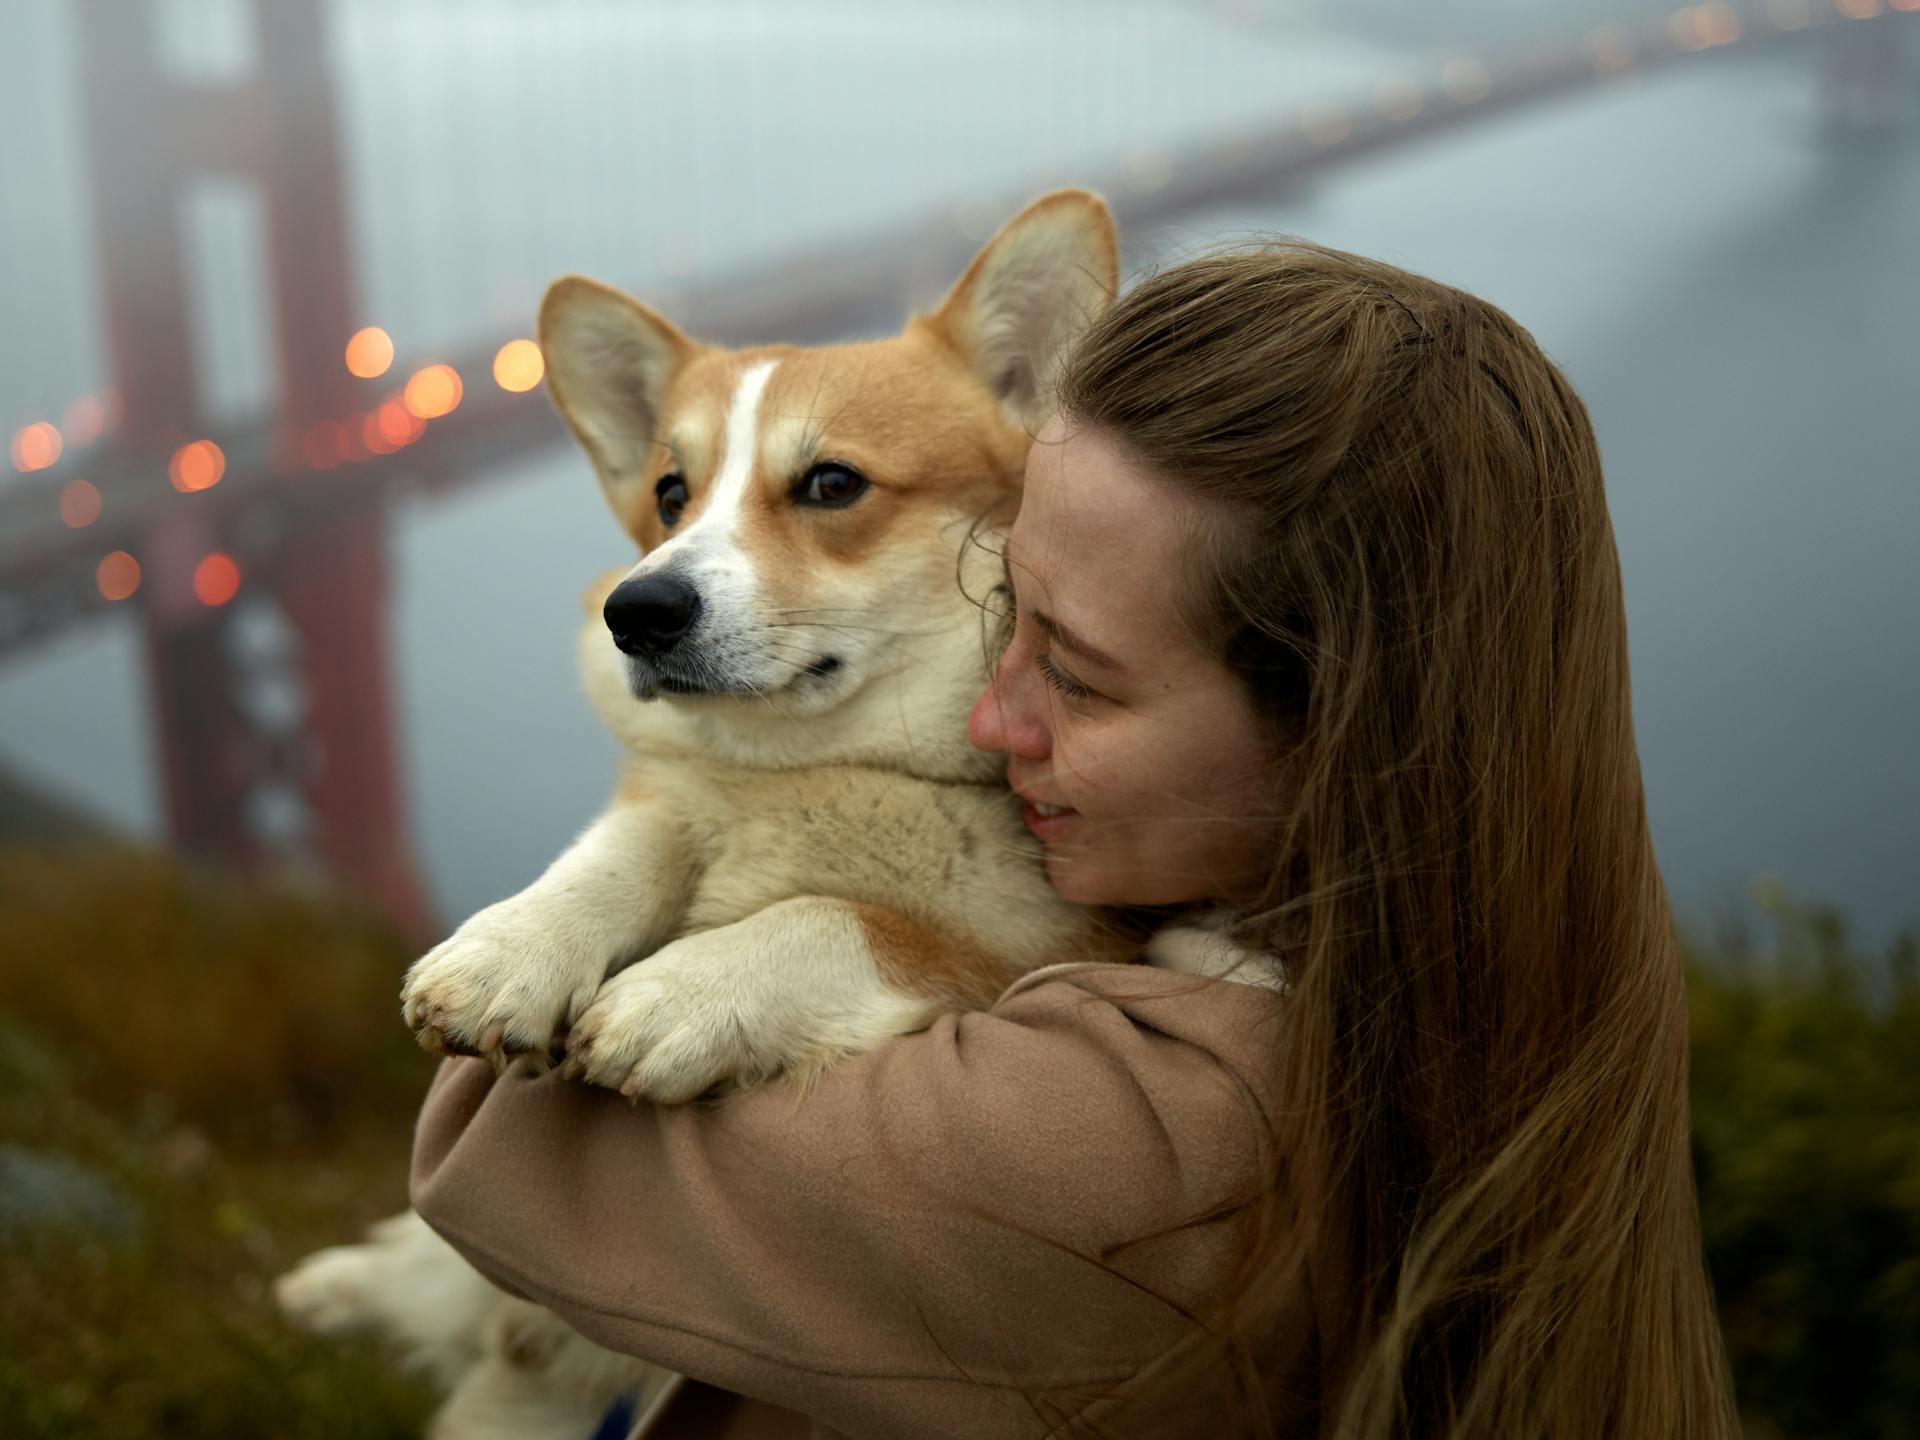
[1686, 888, 1920, 1440]
[0, 846, 425, 1144]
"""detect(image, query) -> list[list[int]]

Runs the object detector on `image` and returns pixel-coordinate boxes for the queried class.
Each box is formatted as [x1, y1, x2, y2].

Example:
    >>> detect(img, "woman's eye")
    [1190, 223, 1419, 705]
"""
[795, 463, 869, 508]
[656, 474, 689, 527]
[1037, 652, 1093, 701]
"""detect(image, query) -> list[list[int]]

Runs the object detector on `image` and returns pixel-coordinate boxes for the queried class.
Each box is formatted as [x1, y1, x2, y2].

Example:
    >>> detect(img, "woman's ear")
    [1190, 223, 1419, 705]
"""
[922, 190, 1119, 429]
[539, 276, 694, 521]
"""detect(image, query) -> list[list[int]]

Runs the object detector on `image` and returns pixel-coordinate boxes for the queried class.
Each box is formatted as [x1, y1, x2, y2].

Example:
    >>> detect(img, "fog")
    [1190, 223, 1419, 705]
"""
[1, 0, 1915, 938]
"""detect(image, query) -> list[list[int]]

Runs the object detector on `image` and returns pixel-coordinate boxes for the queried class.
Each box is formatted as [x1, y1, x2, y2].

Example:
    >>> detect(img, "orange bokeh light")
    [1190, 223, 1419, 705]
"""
[375, 398, 422, 446]
[1669, 10, 1707, 48]
[493, 339, 545, 393]
[1892, 0, 1919, 12]
[193, 552, 242, 607]
[11, 421, 62, 472]
[97, 550, 140, 601]
[1699, 2, 1743, 41]
[62, 395, 106, 447]
[302, 422, 344, 469]
[59, 479, 102, 528]
[404, 364, 463, 419]
[169, 439, 226, 493]
[345, 326, 395, 379]
[1441, 57, 1490, 104]
[363, 412, 397, 455]
[1301, 108, 1351, 146]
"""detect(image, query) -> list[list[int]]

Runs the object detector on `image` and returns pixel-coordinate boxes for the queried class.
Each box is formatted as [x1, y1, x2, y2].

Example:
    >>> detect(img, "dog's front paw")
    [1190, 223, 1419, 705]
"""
[562, 946, 763, 1104]
[401, 900, 603, 1062]
[275, 1243, 388, 1337]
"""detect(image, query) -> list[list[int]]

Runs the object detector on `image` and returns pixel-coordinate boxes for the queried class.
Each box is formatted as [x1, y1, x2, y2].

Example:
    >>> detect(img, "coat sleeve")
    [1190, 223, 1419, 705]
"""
[409, 963, 1294, 1437]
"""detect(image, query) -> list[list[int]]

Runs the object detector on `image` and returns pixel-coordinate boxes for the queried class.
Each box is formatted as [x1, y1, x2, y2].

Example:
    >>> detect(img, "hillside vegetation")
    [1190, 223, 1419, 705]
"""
[1, 846, 1913, 1437]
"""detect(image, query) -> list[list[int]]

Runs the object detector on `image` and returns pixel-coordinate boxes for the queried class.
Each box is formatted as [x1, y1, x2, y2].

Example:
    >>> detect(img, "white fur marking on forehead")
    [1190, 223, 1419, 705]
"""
[693, 359, 778, 544]
[630, 358, 776, 593]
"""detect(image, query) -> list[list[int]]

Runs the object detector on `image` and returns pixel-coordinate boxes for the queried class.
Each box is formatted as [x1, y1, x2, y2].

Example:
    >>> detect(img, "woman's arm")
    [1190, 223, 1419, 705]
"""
[410, 963, 1303, 1438]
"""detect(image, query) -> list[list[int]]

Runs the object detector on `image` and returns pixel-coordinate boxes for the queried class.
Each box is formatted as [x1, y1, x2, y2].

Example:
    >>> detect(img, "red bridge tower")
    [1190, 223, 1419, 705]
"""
[75, 0, 434, 941]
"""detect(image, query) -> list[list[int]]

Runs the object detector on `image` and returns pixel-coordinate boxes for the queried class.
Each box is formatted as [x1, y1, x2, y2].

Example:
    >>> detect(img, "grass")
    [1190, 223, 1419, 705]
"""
[0, 845, 435, 1440]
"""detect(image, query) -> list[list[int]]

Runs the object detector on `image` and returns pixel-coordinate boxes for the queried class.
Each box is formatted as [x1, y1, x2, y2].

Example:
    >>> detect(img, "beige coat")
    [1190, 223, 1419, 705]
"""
[411, 962, 1328, 1438]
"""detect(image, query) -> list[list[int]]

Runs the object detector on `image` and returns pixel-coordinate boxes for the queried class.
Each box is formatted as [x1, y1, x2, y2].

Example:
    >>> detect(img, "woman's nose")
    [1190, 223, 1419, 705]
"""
[967, 662, 1049, 761]
[965, 681, 1004, 754]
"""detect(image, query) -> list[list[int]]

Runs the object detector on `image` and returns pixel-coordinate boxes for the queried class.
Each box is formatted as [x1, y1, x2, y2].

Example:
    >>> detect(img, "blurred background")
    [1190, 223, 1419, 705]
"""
[0, 2, 1914, 1436]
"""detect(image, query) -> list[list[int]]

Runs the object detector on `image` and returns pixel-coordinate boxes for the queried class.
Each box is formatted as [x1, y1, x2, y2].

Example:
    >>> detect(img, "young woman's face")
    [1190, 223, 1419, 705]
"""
[966, 419, 1283, 908]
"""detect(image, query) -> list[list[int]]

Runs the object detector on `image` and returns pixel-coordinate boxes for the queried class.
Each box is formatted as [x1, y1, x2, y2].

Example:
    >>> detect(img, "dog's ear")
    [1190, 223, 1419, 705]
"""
[922, 190, 1118, 429]
[540, 276, 693, 522]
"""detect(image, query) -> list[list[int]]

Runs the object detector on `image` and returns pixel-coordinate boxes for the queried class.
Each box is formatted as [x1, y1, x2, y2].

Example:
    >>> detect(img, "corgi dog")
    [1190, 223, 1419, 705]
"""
[277, 191, 1120, 1436]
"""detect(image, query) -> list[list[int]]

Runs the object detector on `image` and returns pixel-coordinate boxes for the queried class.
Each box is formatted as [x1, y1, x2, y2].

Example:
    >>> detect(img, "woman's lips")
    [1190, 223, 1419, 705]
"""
[1020, 798, 1078, 841]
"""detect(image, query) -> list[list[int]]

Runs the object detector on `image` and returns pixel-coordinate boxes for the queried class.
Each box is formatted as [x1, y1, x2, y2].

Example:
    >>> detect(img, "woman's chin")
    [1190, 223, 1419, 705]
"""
[1047, 851, 1225, 910]
[1043, 852, 1092, 903]
[1043, 851, 1123, 907]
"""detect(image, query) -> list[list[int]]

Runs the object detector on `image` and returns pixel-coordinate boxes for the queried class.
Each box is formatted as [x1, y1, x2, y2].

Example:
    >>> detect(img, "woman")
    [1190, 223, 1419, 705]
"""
[412, 243, 1739, 1437]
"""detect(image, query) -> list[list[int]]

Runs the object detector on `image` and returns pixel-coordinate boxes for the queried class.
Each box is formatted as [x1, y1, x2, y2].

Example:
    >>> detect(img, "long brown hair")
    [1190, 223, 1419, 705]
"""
[1055, 244, 1738, 1437]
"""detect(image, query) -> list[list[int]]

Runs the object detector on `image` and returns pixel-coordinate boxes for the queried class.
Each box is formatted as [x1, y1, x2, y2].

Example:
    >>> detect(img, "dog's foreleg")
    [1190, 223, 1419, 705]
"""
[402, 803, 694, 1062]
[563, 896, 1014, 1103]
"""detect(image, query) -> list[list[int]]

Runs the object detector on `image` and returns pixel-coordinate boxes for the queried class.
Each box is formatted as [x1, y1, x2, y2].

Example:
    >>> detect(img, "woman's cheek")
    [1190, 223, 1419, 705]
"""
[1068, 713, 1148, 794]
[1055, 743, 1124, 818]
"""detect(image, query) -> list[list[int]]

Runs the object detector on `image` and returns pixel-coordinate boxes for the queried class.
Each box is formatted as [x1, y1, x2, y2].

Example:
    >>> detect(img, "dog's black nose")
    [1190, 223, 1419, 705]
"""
[605, 574, 703, 657]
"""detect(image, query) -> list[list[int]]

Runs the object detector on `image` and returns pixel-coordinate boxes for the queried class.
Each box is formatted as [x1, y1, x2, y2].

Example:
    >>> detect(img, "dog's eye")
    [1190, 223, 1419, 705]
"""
[655, 474, 689, 527]
[795, 463, 868, 508]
